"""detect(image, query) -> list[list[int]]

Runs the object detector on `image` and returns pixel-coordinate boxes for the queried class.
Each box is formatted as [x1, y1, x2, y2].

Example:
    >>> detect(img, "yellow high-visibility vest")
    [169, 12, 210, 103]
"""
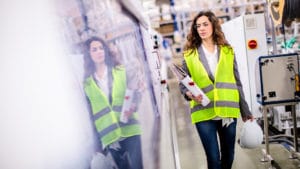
[84, 67, 141, 147]
[184, 46, 240, 123]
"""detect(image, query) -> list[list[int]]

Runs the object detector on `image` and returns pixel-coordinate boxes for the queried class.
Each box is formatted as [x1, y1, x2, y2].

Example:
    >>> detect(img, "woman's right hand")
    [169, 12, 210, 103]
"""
[186, 91, 203, 103]
[242, 114, 254, 122]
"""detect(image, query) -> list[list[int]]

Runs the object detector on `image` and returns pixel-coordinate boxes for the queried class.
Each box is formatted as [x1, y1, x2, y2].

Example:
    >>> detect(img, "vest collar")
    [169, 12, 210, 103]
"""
[197, 45, 221, 82]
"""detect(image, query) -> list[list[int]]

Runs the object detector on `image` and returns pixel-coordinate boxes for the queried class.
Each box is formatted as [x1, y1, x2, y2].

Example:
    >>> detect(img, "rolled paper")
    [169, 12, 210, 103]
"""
[120, 89, 134, 123]
[181, 76, 210, 106]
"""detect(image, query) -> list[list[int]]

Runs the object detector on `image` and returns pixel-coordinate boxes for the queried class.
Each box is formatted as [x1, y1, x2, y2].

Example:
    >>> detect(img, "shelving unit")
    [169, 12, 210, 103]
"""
[145, 0, 266, 47]
[154, 19, 175, 38]
[178, 1, 266, 42]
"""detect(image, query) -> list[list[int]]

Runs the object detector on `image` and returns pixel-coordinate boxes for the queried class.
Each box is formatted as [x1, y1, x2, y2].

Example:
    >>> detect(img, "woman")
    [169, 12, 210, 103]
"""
[83, 36, 143, 169]
[179, 11, 253, 169]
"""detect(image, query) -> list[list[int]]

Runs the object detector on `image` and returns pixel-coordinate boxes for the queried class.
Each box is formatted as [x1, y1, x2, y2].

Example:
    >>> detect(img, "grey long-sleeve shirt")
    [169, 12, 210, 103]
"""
[179, 46, 252, 119]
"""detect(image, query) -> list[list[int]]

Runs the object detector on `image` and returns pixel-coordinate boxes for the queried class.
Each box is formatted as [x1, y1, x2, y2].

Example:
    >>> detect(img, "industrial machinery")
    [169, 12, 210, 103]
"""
[222, 13, 268, 118]
[222, 12, 300, 167]
[255, 53, 300, 133]
[256, 53, 300, 105]
[255, 53, 300, 165]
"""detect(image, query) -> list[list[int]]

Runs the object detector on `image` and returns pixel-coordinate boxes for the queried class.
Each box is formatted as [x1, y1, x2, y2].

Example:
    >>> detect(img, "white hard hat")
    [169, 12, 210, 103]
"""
[239, 120, 263, 149]
[90, 152, 114, 169]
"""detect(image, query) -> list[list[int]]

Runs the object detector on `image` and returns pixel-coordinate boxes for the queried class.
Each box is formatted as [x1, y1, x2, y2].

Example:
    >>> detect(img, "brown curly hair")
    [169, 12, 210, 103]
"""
[184, 10, 231, 51]
[83, 36, 117, 80]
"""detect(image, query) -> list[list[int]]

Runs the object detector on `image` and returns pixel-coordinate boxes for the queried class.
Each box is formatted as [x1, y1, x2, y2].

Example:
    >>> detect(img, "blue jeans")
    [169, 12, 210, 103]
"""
[108, 135, 143, 169]
[195, 119, 237, 169]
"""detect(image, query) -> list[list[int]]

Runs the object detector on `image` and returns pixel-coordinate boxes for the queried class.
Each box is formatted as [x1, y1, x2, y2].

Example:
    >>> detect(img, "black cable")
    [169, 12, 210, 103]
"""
[264, 138, 294, 147]
[282, 0, 300, 24]
[282, 23, 287, 48]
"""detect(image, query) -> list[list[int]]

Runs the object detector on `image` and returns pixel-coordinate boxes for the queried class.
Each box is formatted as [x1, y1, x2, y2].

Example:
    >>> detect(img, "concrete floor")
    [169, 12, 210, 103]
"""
[166, 78, 300, 169]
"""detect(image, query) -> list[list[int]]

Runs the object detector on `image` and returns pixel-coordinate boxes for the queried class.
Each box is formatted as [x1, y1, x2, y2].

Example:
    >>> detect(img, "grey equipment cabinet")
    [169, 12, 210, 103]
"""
[255, 53, 300, 105]
[255, 53, 300, 166]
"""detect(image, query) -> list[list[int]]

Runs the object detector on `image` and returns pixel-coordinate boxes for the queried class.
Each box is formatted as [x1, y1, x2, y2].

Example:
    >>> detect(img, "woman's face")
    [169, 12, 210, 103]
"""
[89, 40, 105, 64]
[195, 15, 213, 41]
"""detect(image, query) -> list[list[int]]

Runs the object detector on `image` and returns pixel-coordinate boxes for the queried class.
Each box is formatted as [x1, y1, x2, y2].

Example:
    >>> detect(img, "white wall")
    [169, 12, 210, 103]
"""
[0, 1, 95, 169]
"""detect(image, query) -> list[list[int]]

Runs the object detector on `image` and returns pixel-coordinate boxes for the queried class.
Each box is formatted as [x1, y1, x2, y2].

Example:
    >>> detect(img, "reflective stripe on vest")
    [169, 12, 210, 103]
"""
[84, 67, 141, 147]
[98, 119, 139, 138]
[93, 106, 122, 121]
[184, 46, 240, 123]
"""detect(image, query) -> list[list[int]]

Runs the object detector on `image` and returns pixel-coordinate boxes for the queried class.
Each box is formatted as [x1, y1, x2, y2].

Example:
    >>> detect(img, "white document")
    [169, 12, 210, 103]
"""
[181, 76, 210, 106]
[120, 89, 134, 123]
